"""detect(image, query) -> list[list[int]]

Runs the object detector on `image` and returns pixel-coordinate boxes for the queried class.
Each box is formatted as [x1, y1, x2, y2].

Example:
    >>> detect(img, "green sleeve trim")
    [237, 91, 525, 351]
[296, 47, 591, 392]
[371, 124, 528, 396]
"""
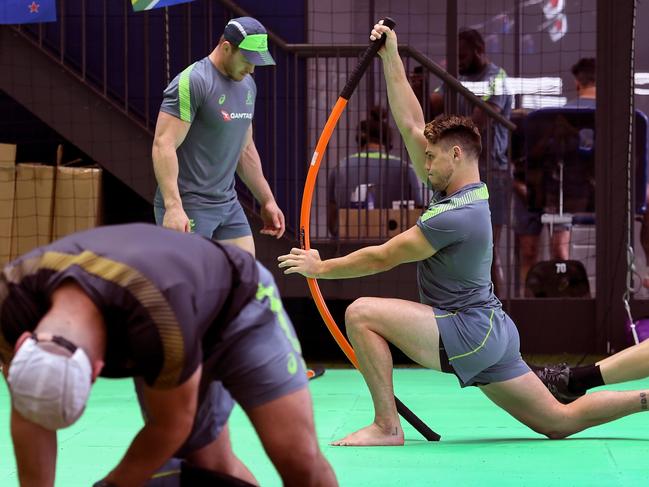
[482, 67, 508, 102]
[256, 283, 302, 354]
[351, 151, 402, 160]
[178, 63, 197, 122]
[420, 185, 489, 223]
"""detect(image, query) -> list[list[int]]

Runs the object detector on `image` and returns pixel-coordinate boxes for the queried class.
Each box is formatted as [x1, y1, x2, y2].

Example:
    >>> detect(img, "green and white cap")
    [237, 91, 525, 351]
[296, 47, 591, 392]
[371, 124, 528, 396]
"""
[223, 17, 276, 66]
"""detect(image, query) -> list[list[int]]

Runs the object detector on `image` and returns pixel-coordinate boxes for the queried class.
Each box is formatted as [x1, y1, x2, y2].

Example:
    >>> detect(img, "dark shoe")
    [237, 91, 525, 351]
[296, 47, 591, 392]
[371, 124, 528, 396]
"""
[181, 461, 257, 486]
[530, 363, 585, 404]
[307, 366, 326, 380]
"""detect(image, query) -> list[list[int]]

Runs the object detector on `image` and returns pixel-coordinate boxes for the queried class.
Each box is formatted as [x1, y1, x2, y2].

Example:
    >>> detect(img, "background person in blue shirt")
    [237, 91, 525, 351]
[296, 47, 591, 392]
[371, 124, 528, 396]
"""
[327, 107, 423, 236]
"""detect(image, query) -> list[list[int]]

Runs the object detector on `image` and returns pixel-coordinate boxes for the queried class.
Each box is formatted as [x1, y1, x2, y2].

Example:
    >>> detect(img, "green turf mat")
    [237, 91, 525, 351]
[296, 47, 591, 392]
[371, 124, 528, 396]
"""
[1, 369, 648, 486]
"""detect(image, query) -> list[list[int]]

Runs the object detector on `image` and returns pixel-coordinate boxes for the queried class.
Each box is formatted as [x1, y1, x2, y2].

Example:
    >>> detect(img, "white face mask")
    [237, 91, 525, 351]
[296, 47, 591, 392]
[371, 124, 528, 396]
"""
[8, 337, 92, 430]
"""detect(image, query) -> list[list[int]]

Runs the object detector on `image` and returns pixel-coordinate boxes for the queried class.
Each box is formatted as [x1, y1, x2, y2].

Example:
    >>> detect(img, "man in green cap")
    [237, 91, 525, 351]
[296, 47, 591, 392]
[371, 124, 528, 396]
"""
[153, 16, 283, 253]
[151, 16, 286, 484]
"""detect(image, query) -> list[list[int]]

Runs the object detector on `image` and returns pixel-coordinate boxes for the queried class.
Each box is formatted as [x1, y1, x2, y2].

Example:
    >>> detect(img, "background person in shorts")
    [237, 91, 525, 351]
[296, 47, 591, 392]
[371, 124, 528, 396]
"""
[0, 224, 336, 487]
[278, 22, 649, 447]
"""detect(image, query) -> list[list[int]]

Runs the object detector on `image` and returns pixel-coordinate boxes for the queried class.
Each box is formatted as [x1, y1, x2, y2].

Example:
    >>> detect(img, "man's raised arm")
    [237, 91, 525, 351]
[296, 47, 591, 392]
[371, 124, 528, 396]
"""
[373, 22, 429, 182]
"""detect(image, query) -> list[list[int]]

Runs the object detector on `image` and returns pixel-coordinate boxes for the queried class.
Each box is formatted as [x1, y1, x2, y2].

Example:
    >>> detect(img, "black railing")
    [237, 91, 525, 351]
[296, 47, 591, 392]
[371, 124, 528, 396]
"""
[9, 0, 513, 240]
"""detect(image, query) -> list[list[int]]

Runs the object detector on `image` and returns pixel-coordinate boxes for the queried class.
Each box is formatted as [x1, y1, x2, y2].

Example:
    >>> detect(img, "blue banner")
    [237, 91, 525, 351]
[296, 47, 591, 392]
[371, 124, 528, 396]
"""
[0, 0, 57, 24]
[131, 0, 195, 12]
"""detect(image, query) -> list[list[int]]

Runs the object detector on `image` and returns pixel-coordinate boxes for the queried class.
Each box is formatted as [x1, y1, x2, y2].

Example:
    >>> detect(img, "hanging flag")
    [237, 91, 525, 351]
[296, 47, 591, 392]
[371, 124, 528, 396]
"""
[131, 0, 195, 12]
[548, 14, 568, 42]
[0, 0, 57, 25]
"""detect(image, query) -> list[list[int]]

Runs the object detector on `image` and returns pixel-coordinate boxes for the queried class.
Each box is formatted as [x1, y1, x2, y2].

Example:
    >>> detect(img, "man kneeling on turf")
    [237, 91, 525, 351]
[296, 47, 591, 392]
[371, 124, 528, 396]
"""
[278, 21, 649, 446]
[0, 223, 337, 487]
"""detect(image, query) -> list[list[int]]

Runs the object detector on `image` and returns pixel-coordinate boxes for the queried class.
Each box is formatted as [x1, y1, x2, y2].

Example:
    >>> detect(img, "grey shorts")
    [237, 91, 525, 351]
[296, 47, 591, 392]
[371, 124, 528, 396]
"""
[134, 379, 235, 460]
[146, 459, 182, 486]
[435, 306, 530, 387]
[154, 199, 252, 240]
[137, 262, 307, 462]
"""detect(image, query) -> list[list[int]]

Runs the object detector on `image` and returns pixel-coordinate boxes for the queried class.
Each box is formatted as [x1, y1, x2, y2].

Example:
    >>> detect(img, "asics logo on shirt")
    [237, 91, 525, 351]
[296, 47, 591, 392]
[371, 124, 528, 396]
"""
[220, 110, 253, 122]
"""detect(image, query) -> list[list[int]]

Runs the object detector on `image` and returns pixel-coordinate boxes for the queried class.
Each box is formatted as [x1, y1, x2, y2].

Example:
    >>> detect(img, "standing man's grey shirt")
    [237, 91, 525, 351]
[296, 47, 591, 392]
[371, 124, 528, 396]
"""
[154, 57, 256, 209]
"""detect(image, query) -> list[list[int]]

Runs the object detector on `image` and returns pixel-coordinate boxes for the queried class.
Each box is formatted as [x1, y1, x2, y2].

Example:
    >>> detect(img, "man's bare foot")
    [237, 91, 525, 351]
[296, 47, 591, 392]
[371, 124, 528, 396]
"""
[331, 422, 404, 446]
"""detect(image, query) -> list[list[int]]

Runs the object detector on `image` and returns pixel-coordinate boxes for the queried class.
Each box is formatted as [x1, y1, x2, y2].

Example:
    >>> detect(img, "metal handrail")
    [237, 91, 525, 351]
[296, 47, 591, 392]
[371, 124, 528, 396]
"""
[6, 1, 516, 243]
[11, 7, 514, 136]
[286, 44, 515, 130]
[219, 0, 515, 130]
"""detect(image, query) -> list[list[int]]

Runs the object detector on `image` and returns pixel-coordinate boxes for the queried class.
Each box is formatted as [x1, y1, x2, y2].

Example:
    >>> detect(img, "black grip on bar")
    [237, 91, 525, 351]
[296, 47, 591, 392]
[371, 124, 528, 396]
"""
[395, 396, 441, 441]
[339, 17, 396, 100]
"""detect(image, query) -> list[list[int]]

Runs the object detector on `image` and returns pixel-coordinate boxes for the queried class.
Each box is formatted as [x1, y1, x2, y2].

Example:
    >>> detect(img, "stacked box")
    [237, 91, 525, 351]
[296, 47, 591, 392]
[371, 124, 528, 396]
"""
[53, 166, 102, 240]
[10, 164, 55, 259]
[387, 209, 423, 237]
[1, 155, 103, 263]
[337, 208, 424, 239]
[0, 144, 17, 266]
[338, 209, 384, 239]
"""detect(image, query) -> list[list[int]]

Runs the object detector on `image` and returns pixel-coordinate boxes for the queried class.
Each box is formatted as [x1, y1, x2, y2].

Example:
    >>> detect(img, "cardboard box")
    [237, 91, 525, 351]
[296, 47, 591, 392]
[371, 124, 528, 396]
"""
[338, 209, 384, 239]
[337, 208, 424, 239]
[387, 209, 423, 237]
[0, 143, 16, 169]
[0, 155, 16, 267]
[53, 166, 102, 240]
[10, 164, 55, 259]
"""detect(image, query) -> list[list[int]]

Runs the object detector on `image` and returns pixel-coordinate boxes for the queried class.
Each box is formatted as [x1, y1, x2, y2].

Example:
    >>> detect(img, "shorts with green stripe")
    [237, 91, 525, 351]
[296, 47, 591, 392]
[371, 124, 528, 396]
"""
[206, 262, 308, 408]
[193, 262, 307, 448]
[434, 306, 530, 387]
[140, 262, 307, 460]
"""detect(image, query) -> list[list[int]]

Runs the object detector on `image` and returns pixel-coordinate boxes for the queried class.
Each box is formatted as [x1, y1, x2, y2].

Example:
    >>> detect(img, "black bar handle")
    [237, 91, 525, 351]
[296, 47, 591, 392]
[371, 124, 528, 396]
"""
[339, 17, 396, 100]
[395, 396, 442, 441]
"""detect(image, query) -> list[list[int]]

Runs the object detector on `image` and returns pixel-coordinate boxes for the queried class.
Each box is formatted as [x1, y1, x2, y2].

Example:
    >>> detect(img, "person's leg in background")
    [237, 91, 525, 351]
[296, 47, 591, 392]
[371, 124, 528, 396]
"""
[512, 189, 542, 296]
[488, 170, 512, 297]
[518, 234, 539, 296]
[491, 224, 505, 296]
[550, 227, 571, 260]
